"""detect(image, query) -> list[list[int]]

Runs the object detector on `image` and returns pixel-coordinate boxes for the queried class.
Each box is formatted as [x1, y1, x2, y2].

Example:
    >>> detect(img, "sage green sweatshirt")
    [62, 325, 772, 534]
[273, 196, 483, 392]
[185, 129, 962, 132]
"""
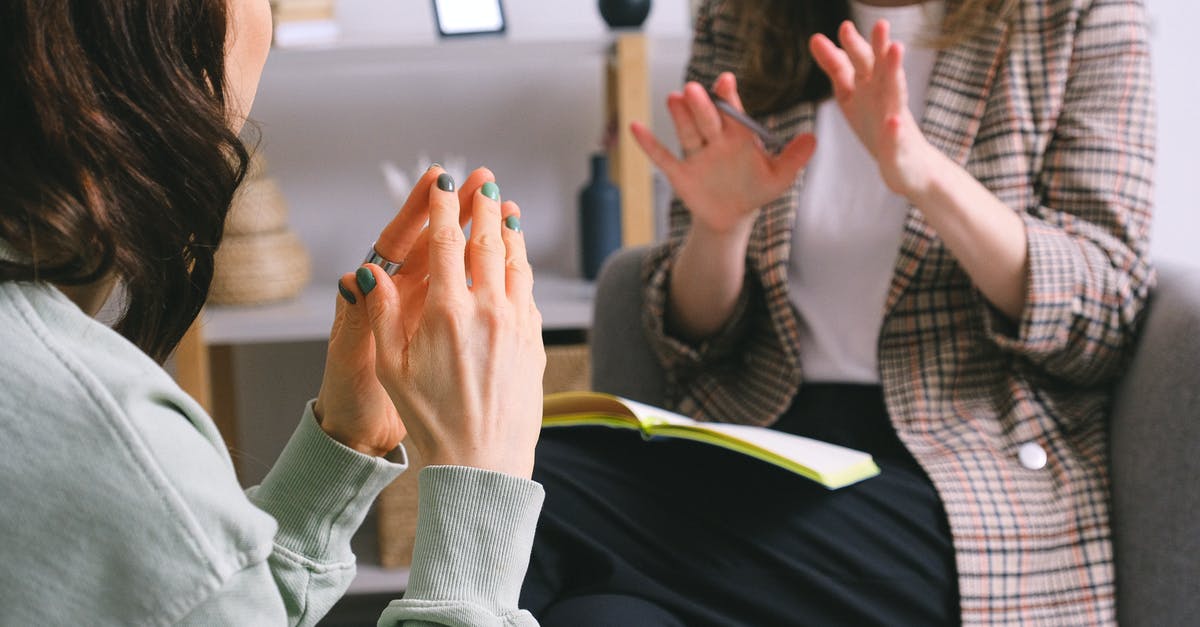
[0, 267, 543, 626]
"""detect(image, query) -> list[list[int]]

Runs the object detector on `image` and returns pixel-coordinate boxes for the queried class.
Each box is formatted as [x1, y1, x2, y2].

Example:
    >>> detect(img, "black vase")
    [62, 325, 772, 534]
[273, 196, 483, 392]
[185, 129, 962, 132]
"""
[579, 153, 623, 281]
[599, 0, 652, 29]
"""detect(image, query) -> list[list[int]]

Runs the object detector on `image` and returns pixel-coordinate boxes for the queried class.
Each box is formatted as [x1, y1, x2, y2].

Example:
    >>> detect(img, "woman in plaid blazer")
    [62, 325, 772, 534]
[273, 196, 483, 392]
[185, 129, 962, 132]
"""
[523, 0, 1154, 625]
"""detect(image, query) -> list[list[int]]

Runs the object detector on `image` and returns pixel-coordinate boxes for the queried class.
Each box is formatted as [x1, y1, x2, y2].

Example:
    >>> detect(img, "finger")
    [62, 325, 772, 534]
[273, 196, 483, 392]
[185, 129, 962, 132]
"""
[711, 72, 746, 113]
[871, 19, 890, 62]
[769, 133, 818, 188]
[882, 41, 909, 110]
[809, 34, 856, 99]
[457, 167, 496, 229]
[374, 166, 441, 263]
[682, 81, 722, 141]
[426, 171, 468, 302]
[358, 264, 408, 357]
[667, 93, 704, 154]
[499, 200, 533, 314]
[468, 180, 506, 300]
[631, 121, 682, 180]
[838, 20, 875, 80]
[401, 170, 483, 279]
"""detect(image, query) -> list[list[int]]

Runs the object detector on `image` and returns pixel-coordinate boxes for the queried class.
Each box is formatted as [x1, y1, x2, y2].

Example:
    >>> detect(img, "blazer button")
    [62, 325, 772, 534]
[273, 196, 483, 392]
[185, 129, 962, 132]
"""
[1019, 442, 1047, 470]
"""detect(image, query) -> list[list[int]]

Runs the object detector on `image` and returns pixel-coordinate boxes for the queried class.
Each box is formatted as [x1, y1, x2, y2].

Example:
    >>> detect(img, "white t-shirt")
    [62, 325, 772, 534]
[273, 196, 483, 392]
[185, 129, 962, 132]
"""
[788, 0, 945, 383]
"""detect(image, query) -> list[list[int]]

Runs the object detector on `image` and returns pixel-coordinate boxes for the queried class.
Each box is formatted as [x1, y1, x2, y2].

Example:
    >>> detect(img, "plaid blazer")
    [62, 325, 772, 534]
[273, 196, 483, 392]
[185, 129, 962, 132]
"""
[641, 0, 1156, 624]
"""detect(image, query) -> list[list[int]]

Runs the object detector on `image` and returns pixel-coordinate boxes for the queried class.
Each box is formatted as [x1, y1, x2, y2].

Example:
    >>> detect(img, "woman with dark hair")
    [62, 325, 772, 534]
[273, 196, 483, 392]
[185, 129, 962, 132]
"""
[0, 1, 545, 625]
[523, 0, 1154, 624]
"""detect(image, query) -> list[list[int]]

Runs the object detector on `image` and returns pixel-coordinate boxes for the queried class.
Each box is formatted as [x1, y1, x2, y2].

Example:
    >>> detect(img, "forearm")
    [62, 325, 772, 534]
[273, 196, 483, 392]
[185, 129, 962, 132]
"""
[667, 219, 755, 341]
[909, 148, 1029, 321]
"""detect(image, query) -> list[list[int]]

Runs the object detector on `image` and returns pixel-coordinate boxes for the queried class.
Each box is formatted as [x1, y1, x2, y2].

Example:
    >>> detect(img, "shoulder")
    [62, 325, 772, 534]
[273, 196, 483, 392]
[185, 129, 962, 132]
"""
[0, 282, 276, 625]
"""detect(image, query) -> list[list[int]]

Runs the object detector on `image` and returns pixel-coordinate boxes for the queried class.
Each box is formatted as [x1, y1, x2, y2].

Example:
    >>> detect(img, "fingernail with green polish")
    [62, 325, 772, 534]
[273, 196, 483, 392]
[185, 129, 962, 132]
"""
[482, 181, 500, 201]
[505, 216, 522, 233]
[356, 267, 377, 295]
[437, 173, 456, 192]
[337, 280, 357, 305]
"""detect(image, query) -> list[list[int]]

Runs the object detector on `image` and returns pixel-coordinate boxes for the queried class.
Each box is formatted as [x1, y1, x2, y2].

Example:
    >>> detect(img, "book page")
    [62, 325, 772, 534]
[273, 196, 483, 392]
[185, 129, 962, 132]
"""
[662, 422, 874, 478]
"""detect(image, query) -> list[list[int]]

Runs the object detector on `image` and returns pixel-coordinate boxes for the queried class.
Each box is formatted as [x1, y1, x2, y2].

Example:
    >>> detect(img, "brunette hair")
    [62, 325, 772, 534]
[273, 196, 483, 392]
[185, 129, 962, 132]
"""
[0, 0, 250, 362]
[732, 0, 1019, 116]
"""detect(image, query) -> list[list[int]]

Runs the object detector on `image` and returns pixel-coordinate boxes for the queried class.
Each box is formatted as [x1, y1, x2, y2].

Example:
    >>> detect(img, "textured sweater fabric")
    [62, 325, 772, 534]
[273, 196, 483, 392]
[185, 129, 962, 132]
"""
[0, 273, 543, 626]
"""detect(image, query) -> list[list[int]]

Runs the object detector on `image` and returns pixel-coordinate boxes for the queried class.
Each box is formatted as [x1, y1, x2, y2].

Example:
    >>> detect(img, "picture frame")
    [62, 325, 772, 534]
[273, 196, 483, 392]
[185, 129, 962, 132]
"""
[432, 0, 507, 38]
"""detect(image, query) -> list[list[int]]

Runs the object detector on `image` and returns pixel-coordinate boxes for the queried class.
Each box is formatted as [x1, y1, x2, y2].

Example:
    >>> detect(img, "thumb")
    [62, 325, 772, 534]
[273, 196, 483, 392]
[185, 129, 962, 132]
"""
[331, 272, 373, 347]
[356, 264, 407, 357]
[770, 133, 817, 186]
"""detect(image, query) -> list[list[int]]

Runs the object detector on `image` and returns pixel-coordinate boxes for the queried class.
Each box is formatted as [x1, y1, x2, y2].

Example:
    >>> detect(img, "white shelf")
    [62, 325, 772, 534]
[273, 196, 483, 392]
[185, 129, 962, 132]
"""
[201, 274, 595, 345]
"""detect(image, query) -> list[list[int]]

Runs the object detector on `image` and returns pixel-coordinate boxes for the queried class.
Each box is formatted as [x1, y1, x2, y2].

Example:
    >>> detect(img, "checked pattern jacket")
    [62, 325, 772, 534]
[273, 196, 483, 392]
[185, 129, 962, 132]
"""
[641, 0, 1156, 624]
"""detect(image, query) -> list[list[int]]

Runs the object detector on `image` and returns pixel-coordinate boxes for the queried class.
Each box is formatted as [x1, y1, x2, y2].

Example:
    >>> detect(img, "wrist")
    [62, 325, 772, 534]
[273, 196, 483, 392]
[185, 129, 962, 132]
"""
[687, 214, 755, 257]
[313, 401, 395, 458]
[897, 139, 947, 205]
[424, 452, 535, 481]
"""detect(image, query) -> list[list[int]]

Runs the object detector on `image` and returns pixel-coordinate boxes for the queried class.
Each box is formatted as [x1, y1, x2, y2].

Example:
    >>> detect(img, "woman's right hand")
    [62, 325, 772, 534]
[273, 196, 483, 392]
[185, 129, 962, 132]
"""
[358, 170, 547, 479]
[631, 72, 817, 238]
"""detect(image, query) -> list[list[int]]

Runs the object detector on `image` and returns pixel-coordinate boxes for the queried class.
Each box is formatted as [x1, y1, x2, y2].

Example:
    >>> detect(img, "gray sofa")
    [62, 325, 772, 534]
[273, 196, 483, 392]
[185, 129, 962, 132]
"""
[590, 245, 1200, 626]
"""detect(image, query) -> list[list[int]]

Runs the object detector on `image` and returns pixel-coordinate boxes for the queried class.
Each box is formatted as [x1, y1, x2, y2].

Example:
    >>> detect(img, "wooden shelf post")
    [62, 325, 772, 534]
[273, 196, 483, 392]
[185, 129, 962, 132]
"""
[606, 33, 655, 247]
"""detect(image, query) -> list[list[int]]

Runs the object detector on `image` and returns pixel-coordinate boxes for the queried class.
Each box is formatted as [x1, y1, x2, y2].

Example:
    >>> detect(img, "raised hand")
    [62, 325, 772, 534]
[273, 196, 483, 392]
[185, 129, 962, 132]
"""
[314, 167, 501, 457]
[810, 20, 937, 197]
[359, 171, 546, 479]
[632, 72, 817, 237]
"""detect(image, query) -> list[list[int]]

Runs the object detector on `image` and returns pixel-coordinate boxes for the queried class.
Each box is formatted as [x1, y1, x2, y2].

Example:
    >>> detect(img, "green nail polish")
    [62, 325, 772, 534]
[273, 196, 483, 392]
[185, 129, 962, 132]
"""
[481, 181, 500, 201]
[505, 216, 522, 233]
[337, 280, 357, 305]
[356, 267, 377, 295]
[437, 173, 456, 192]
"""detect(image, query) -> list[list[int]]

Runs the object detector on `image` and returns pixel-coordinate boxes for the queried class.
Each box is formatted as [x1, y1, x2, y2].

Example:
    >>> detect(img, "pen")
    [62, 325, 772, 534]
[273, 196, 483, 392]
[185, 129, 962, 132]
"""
[709, 93, 783, 153]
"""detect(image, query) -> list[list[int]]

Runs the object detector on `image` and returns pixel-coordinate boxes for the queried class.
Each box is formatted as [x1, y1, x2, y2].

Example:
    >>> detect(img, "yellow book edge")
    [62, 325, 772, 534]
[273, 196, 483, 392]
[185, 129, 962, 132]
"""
[543, 392, 881, 490]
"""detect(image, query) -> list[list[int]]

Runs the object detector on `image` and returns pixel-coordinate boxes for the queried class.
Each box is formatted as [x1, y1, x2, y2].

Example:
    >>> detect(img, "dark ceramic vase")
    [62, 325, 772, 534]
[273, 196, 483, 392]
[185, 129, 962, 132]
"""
[599, 0, 652, 28]
[579, 153, 623, 281]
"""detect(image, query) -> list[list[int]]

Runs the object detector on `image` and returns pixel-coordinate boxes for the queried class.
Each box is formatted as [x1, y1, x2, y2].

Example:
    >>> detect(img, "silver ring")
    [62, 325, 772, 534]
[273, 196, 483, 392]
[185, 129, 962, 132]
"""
[363, 244, 404, 276]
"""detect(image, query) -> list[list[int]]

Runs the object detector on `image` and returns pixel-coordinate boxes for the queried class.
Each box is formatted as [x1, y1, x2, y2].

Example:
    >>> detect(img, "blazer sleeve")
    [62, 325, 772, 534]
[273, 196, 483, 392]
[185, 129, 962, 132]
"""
[642, 0, 760, 387]
[980, 0, 1156, 387]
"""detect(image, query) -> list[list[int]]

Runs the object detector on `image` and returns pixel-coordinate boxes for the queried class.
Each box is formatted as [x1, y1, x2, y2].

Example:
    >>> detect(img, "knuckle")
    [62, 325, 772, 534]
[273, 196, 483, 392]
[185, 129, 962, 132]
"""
[505, 255, 533, 278]
[431, 224, 465, 250]
[479, 301, 512, 330]
[427, 294, 461, 320]
[470, 231, 505, 257]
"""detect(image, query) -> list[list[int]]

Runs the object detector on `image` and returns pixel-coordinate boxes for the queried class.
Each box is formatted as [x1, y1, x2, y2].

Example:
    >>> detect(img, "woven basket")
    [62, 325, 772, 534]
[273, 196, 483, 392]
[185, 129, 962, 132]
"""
[225, 179, 290, 237]
[209, 230, 311, 306]
[375, 343, 593, 568]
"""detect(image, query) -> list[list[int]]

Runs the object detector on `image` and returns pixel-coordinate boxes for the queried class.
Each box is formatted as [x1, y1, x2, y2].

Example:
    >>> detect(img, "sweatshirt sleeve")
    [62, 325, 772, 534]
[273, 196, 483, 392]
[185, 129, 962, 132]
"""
[244, 401, 408, 626]
[377, 466, 545, 627]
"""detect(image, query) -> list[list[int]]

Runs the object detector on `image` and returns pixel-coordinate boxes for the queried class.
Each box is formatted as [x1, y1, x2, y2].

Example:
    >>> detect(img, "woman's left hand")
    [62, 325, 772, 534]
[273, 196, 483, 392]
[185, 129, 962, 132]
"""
[810, 19, 938, 198]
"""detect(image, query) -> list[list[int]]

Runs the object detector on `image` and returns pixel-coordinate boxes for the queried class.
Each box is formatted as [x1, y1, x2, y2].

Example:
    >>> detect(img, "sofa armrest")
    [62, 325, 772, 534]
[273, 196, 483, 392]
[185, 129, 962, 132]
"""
[590, 246, 667, 407]
[1110, 262, 1200, 625]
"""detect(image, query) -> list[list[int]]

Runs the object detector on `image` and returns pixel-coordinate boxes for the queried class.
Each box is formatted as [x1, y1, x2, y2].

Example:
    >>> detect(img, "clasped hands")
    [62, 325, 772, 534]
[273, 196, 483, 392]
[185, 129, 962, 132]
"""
[314, 166, 546, 480]
[632, 19, 941, 238]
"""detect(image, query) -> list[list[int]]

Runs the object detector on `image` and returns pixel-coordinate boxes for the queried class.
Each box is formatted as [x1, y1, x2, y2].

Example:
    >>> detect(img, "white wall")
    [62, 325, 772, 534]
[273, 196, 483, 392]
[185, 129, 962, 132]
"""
[1146, 0, 1200, 270]
[253, 0, 691, 284]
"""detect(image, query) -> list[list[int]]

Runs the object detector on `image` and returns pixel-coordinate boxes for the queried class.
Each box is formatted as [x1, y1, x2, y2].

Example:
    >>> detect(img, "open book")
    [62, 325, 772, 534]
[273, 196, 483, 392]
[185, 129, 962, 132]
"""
[543, 392, 881, 490]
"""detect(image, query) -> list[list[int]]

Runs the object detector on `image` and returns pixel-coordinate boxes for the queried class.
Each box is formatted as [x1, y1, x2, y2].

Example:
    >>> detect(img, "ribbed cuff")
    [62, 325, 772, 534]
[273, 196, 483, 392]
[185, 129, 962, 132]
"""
[403, 466, 544, 614]
[248, 401, 408, 561]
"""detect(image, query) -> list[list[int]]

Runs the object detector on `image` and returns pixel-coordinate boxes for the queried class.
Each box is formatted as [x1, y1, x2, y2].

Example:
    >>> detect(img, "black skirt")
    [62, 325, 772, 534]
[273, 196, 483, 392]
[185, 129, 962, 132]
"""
[520, 384, 960, 627]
